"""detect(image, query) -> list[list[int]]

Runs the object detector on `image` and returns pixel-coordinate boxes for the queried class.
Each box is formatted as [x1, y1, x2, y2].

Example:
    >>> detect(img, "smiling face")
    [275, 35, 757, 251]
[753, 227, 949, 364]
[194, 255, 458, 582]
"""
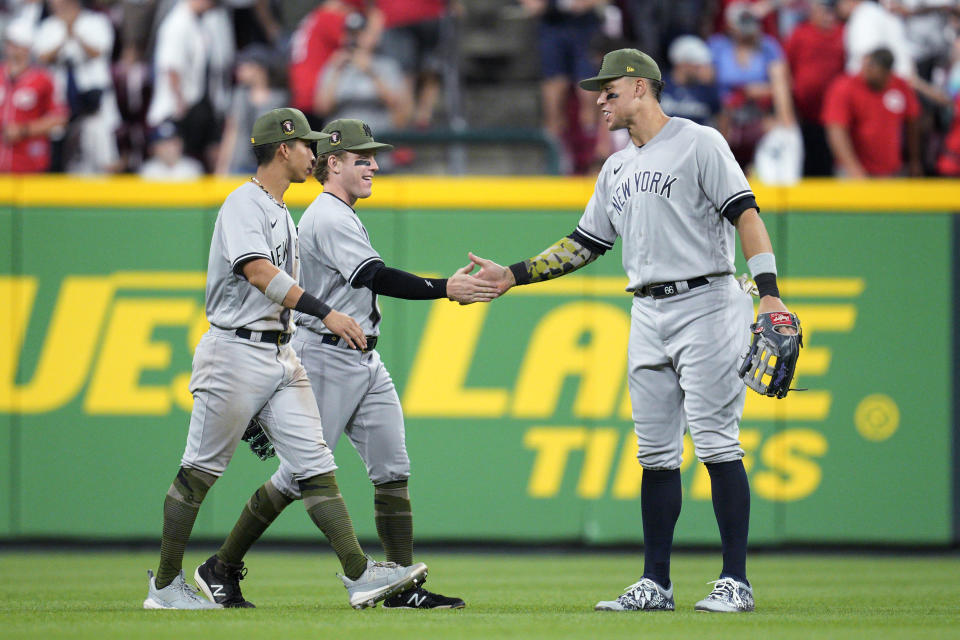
[334, 151, 379, 200]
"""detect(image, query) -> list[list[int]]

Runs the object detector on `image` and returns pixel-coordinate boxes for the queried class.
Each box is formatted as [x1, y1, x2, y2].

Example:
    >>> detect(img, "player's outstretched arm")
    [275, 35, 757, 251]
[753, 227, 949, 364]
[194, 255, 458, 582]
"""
[242, 258, 367, 350]
[352, 261, 499, 304]
[469, 233, 603, 296]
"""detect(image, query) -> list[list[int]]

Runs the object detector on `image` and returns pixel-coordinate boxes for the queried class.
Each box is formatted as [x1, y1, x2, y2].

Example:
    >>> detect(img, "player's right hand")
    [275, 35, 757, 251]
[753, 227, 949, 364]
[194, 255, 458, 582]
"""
[447, 263, 501, 305]
[468, 252, 516, 296]
[322, 310, 367, 350]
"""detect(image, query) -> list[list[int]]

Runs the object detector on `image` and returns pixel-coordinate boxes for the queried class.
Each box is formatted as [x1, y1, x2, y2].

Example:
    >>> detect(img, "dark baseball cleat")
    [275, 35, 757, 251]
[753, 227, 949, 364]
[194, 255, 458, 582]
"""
[383, 585, 465, 609]
[194, 555, 256, 608]
[694, 577, 755, 612]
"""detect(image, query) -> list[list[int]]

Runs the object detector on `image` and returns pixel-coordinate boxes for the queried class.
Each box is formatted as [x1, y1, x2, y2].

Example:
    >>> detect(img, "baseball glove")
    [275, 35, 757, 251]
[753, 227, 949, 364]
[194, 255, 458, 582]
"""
[242, 415, 275, 461]
[738, 311, 803, 399]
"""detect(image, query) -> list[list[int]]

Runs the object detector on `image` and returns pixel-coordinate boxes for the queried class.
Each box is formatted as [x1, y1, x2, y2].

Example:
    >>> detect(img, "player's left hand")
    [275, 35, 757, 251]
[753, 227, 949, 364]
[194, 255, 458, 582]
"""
[739, 301, 803, 398]
[447, 262, 501, 305]
[322, 310, 367, 350]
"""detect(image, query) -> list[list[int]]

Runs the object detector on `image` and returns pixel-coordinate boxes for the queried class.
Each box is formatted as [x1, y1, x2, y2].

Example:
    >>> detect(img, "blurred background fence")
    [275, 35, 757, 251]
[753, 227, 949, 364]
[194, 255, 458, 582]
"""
[1, 175, 957, 546]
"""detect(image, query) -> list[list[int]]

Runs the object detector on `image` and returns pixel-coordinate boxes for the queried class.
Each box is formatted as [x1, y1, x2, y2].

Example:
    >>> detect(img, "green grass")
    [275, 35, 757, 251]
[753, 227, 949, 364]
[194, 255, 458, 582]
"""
[1, 551, 958, 639]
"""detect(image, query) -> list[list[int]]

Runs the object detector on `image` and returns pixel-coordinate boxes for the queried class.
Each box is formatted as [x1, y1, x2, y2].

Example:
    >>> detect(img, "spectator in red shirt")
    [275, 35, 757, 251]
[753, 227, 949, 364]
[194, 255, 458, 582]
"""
[288, 0, 383, 123]
[822, 47, 921, 178]
[0, 21, 69, 173]
[937, 93, 960, 176]
[784, 0, 845, 176]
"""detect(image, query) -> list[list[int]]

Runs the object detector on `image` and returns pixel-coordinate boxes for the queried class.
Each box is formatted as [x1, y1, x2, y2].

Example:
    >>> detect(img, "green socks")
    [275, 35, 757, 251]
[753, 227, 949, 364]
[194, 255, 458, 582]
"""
[299, 472, 368, 580]
[156, 467, 216, 588]
[374, 480, 413, 566]
[217, 481, 293, 566]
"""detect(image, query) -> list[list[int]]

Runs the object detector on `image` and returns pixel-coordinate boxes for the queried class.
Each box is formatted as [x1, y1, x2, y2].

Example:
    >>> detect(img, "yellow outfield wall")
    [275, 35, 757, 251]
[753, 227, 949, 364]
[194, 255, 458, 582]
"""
[0, 175, 955, 210]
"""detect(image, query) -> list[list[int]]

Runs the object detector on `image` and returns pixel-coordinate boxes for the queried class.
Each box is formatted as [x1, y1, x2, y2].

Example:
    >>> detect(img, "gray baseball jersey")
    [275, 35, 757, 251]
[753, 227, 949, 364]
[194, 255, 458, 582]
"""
[181, 180, 335, 481]
[205, 181, 299, 332]
[579, 117, 756, 469]
[576, 117, 753, 291]
[271, 192, 408, 499]
[295, 192, 382, 336]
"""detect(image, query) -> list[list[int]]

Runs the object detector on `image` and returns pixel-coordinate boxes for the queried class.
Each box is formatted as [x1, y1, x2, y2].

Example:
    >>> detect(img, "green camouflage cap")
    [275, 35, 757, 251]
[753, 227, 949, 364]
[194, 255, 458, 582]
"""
[317, 119, 394, 154]
[579, 48, 662, 91]
[250, 107, 328, 145]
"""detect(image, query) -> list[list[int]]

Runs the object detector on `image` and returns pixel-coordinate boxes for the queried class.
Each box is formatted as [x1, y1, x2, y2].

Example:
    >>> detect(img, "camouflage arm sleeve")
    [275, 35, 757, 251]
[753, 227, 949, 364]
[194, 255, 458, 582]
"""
[508, 235, 600, 286]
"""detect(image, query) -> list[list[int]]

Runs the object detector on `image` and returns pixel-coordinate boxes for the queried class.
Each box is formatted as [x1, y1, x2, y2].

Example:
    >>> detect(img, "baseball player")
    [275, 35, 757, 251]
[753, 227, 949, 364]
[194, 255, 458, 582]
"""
[144, 108, 426, 611]
[212, 118, 498, 609]
[469, 49, 797, 613]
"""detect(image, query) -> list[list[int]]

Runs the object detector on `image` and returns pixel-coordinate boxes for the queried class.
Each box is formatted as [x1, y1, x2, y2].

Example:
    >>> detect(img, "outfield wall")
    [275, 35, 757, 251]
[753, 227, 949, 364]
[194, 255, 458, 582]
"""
[1, 176, 957, 545]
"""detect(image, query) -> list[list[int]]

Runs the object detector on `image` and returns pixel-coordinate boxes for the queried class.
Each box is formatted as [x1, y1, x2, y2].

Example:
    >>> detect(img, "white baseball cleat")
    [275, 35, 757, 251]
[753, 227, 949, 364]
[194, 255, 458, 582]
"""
[595, 577, 675, 611]
[694, 577, 755, 612]
[339, 558, 428, 609]
[143, 569, 222, 609]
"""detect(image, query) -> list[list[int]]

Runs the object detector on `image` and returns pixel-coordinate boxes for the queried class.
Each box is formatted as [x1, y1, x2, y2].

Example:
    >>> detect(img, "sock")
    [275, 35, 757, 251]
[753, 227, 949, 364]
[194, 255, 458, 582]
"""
[705, 459, 751, 584]
[640, 468, 682, 589]
[217, 480, 293, 566]
[156, 467, 216, 589]
[299, 472, 368, 580]
[374, 480, 413, 566]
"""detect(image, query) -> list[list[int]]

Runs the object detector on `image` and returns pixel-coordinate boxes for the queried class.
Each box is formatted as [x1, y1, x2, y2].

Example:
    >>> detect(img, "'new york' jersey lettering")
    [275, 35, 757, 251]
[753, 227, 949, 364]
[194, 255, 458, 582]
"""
[611, 171, 679, 214]
[577, 117, 755, 290]
[205, 181, 300, 332]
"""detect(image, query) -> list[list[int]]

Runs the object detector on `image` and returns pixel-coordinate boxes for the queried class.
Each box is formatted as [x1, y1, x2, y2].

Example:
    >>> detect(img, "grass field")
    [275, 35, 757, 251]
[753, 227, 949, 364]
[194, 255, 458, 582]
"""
[1, 550, 959, 639]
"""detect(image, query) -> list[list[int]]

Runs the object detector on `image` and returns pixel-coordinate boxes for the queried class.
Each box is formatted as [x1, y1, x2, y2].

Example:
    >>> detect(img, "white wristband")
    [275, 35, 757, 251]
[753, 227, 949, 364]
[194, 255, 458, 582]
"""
[747, 252, 777, 278]
[264, 270, 297, 305]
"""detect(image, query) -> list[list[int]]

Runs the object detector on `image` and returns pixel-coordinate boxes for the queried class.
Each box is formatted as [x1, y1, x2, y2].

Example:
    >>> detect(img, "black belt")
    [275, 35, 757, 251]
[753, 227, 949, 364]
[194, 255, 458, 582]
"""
[321, 334, 378, 353]
[235, 328, 292, 345]
[636, 276, 710, 299]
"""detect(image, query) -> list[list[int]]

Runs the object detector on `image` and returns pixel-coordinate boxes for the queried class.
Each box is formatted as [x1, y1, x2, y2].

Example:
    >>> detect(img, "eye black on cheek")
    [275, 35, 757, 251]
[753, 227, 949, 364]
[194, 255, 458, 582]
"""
[607, 92, 619, 100]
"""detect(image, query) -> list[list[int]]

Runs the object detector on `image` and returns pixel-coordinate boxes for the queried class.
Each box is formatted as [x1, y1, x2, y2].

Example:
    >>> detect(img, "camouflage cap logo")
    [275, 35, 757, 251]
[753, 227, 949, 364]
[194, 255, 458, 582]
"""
[281, 119, 295, 135]
[330, 131, 341, 145]
[362, 123, 373, 137]
[626, 66, 635, 72]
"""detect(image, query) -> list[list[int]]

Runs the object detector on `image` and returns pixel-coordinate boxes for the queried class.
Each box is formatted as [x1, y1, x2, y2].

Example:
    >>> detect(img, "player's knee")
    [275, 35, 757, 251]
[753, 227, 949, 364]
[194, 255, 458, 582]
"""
[269, 471, 302, 501]
[696, 449, 744, 466]
[367, 461, 410, 486]
[636, 448, 682, 470]
[167, 466, 217, 507]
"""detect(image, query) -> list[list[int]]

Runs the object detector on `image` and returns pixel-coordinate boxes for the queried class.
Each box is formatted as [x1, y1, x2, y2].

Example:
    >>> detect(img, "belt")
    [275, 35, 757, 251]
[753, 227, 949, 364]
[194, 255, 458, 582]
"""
[235, 328, 292, 345]
[321, 334, 378, 353]
[636, 276, 710, 299]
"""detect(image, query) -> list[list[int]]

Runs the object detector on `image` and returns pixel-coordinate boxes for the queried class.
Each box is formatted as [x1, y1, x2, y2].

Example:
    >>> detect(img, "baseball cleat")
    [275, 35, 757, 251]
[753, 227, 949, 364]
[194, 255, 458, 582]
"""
[694, 577, 755, 612]
[383, 583, 465, 609]
[195, 555, 255, 608]
[143, 569, 222, 610]
[339, 558, 428, 609]
[595, 577, 675, 611]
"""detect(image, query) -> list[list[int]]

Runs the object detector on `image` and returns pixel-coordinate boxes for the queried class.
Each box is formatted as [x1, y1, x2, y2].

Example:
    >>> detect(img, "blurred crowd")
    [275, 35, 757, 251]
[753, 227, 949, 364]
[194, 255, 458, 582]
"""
[0, 0, 957, 179]
[0, 0, 447, 177]
[530, 0, 960, 178]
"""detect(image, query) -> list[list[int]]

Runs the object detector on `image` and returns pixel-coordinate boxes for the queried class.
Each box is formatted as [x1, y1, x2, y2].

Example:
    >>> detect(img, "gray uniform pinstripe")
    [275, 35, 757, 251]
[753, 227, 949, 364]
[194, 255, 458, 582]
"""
[579, 117, 755, 469]
[271, 192, 408, 499]
[181, 181, 337, 480]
